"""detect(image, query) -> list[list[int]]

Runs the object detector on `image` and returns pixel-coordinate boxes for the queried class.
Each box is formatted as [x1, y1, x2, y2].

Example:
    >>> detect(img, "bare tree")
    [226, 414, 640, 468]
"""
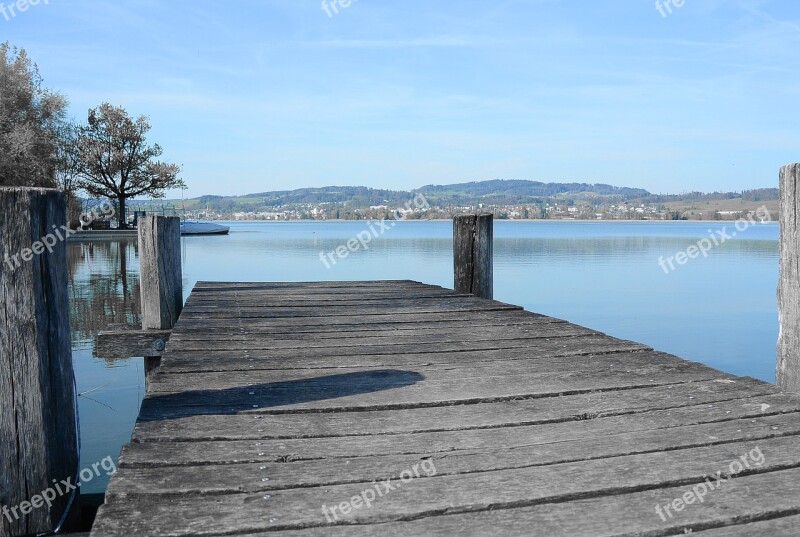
[76, 103, 184, 228]
[53, 121, 85, 223]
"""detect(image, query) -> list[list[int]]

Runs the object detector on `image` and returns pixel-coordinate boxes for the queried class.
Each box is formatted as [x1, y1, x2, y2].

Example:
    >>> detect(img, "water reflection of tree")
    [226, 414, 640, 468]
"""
[67, 240, 142, 345]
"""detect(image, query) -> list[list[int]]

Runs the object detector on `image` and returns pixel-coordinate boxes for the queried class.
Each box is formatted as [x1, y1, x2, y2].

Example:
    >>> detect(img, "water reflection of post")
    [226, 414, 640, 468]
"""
[181, 231, 187, 273]
[67, 239, 142, 347]
[120, 241, 128, 308]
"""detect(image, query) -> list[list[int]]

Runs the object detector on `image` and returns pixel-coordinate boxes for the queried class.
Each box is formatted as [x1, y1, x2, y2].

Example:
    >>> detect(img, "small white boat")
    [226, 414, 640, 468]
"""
[180, 221, 230, 236]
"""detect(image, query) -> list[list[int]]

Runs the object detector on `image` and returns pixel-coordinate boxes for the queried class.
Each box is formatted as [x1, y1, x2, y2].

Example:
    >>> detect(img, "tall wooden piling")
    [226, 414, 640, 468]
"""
[138, 216, 182, 377]
[454, 213, 493, 300]
[139, 216, 183, 330]
[778, 163, 800, 392]
[0, 188, 79, 536]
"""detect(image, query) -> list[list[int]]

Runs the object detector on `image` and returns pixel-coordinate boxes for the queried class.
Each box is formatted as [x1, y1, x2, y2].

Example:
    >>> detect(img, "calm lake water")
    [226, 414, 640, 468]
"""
[69, 219, 779, 493]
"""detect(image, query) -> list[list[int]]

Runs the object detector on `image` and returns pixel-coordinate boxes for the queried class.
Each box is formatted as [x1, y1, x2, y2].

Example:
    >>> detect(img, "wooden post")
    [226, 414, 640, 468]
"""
[0, 188, 79, 536]
[453, 213, 493, 300]
[138, 216, 182, 377]
[778, 163, 800, 392]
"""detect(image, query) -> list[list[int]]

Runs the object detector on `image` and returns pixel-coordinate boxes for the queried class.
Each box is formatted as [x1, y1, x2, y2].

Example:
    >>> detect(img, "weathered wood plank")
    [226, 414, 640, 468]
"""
[164, 325, 599, 352]
[165, 320, 570, 343]
[183, 297, 505, 311]
[119, 405, 800, 467]
[172, 309, 563, 333]
[150, 349, 703, 389]
[189, 280, 434, 291]
[177, 303, 521, 320]
[93, 438, 800, 536]
[113, 397, 800, 492]
[167, 321, 594, 343]
[192, 279, 428, 287]
[137, 379, 715, 417]
[110, 425, 799, 496]
[184, 291, 472, 304]
[158, 337, 652, 373]
[140, 353, 721, 415]
[94, 329, 171, 359]
[691, 515, 800, 535]
[245, 465, 800, 536]
[133, 377, 776, 440]
[0, 188, 79, 536]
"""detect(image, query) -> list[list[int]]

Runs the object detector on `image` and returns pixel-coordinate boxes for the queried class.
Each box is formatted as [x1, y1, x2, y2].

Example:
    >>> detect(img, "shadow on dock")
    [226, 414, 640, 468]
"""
[139, 369, 425, 420]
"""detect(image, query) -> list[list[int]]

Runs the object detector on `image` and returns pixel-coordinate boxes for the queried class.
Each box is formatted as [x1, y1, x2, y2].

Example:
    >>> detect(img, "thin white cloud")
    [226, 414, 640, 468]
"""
[737, 1, 800, 33]
[304, 36, 517, 49]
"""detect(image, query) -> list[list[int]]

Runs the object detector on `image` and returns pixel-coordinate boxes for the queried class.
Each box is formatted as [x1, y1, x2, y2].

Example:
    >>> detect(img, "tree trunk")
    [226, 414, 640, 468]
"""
[118, 195, 127, 229]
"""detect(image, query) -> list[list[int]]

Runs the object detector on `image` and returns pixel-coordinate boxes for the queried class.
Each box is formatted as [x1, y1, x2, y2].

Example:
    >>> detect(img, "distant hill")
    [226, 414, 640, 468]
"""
[145, 180, 663, 210]
[127, 180, 778, 219]
[245, 186, 410, 207]
[416, 180, 650, 206]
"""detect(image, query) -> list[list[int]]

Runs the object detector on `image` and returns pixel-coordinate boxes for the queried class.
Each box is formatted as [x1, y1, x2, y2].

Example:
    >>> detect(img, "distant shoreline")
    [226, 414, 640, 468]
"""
[218, 218, 776, 224]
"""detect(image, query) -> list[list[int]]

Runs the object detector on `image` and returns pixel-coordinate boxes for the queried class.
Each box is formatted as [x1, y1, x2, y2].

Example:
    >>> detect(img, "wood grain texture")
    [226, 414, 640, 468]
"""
[117, 407, 800, 468]
[95, 441, 800, 536]
[138, 216, 182, 330]
[691, 514, 800, 536]
[94, 328, 171, 359]
[131, 377, 777, 441]
[108, 424, 800, 496]
[90, 281, 800, 537]
[453, 214, 493, 299]
[155, 340, 653, 377]
[0, 188, 78, 536]
[778, 163, 800, 392]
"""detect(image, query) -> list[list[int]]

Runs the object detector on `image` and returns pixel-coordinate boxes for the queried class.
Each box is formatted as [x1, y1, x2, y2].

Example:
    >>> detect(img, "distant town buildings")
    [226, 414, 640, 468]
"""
[172, 202, 771, 222]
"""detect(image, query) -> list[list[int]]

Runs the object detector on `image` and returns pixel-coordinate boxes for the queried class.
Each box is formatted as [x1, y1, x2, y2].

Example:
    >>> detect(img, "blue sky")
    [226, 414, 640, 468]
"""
[2, 0, 799, 197]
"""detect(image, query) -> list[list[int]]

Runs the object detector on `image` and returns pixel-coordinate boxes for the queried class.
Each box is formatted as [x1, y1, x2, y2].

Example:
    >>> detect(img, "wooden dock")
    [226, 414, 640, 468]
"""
[90, 280, 800, 536]
[6, 183, 800, 537]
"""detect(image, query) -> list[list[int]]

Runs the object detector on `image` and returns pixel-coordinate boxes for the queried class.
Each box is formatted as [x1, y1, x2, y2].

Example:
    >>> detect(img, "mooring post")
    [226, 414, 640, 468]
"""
[453, 213, 494, 300]
[138, 215, 182, 378]
[0, 188, 80, 536]
[778, 163, 800, 392]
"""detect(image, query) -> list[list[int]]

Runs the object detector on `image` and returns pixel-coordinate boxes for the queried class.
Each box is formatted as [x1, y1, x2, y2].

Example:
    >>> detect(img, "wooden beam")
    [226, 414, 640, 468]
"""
[94, 329, 172, 360]
[0, 188, 79, 536]
[778, 163, 800, 392]
[453, 213, 493, 300]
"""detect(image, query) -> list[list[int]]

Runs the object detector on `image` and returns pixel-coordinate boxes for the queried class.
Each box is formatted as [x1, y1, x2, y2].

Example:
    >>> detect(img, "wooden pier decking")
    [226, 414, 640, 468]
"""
[88, 280, 800, 536]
